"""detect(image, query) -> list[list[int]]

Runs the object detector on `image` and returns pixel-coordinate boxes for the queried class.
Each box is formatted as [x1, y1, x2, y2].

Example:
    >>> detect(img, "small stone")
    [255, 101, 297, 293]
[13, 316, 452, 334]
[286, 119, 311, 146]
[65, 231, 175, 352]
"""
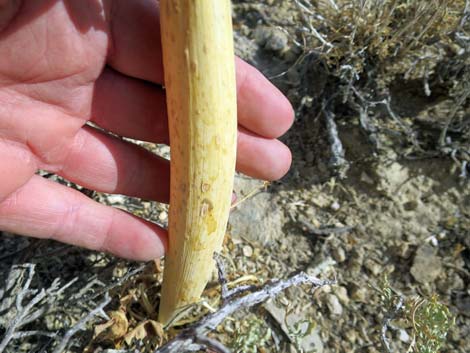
[107, 194, 125, 204]
[265, 29, 289, 52]
[395, 242, 412, 259]
[335, 286, 350, 305]
[344, 329, 357, 343]
[351, 287, 368, 303]
[263, 301, 323, 353]
[364, 259, 382, 276]
[349, 259, 363, 275]
[436, 274, 465, 294]
[348, 248, 364, 275]
[384, 264, 396, 275]
[254, 26, 271, 46]
[332, 247, 347, 263]
[300, 95, 314, 108]
[279, 296, 289, 306]
[326, 294, 343, 316]
[155, 144, 171, 159]
[242, 245, 253, 257]
[398, 329, 410, 342]
[254, 26, 289, 52]
[234, 30, 260, 63]
[158, 211, 168, 222]
[229, 176, 285, 245]
[410, 244, 443, 284]
[330, 201, 341, 211]
[425, 235, 439, 247]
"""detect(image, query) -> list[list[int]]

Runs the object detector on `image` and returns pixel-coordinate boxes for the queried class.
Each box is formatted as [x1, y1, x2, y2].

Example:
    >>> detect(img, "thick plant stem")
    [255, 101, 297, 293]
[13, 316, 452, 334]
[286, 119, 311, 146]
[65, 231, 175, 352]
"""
[158, 0, 237, 325]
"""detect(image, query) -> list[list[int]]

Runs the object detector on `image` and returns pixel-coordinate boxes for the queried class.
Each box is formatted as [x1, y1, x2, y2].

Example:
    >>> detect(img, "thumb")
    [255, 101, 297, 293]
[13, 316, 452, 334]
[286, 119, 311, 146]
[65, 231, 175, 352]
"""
[0, 0, 22, 32]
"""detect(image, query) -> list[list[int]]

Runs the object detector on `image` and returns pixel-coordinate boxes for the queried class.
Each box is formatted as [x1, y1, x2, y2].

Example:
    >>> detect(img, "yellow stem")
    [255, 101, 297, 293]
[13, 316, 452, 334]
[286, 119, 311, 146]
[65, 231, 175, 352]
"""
[158, 0, 237, 325]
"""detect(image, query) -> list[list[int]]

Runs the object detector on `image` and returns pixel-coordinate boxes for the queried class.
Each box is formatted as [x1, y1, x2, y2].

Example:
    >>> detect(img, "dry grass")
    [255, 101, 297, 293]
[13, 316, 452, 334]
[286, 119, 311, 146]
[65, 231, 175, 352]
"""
[293, 0, 469, 168]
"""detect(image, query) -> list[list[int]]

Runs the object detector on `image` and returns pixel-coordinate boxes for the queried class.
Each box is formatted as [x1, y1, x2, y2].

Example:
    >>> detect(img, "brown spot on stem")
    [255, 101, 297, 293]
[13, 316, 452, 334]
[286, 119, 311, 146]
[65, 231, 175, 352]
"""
[201, 182, 211, 193]
[200, 199, 213, 217]
[200, 199, 217, 235]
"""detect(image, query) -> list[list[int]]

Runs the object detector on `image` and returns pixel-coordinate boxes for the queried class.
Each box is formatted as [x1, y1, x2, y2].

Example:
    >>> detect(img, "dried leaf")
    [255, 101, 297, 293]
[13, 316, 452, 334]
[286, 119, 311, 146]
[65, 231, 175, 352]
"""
[124, 320, 165, 346]
[94, 310, 129, 341]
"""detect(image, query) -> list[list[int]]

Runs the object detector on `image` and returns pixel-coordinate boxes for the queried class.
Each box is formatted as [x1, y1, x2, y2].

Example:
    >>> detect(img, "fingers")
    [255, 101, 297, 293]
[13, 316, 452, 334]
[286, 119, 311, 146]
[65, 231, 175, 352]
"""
[94, 60, 293, 143]
[58, 124, 290, 200]
[235, 58, 294, 139]
[59, 126, 170, 202]
[91, 67, 168, 143]
[0, 139, 37, 202]
[107, 0, 164, 83]
[0, 0, 22, 32]
[91, 64, 292, 180]
[100, 0, 294, 182]
[237, 127, 292, 181]
[0, 175, 167, 260]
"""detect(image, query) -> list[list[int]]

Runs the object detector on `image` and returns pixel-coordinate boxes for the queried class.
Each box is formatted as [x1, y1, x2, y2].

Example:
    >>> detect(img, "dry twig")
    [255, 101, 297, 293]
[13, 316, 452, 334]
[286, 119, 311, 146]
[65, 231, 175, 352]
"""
[0, 264, 76, 353]
[155, 272, 334, 353]
[322, 105, 349, 178]
[52, 294, 111, 353]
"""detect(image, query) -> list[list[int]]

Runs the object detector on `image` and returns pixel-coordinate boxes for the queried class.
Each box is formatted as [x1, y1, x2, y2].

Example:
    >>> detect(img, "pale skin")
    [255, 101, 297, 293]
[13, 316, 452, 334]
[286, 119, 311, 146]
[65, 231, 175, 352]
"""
[0, 0, 294, 261]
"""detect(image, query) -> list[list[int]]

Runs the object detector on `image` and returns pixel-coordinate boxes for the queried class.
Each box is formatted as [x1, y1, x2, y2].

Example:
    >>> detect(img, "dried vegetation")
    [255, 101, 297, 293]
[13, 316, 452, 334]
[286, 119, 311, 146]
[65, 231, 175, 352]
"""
[291, 0, 469, 176]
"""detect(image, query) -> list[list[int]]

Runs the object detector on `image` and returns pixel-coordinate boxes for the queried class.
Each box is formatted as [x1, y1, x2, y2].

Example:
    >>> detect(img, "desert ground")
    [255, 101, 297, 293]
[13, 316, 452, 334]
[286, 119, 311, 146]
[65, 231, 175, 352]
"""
[0, 1, 469, 352]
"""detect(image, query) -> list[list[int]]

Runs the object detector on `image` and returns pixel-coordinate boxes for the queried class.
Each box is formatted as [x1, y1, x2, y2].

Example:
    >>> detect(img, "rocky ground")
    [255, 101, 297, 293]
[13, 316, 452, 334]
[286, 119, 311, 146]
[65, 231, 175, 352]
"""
[228, 2, 469, 352]
[0, 1, 469, 353]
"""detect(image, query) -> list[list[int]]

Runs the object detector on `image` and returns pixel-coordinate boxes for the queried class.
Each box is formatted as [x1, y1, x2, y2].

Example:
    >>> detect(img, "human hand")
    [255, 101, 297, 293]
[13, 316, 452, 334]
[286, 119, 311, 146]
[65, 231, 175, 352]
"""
[0, 0, 293, 261]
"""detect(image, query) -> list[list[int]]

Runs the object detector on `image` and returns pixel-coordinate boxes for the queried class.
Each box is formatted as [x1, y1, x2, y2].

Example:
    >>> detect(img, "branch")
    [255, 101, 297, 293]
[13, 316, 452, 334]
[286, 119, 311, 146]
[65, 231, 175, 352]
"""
[0, 264, 45, 352]
[155, 272, 334, 353]
[213, 253, 229, 303]
[80, 264, 146, 302]
[52, 293, 111, 353]
[322, 106, 349, 178]
[460, 0, 470, 28]
[193, 335, 232, 353]
[11, 331, 56, 340]
[0, 264, 83, 352]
